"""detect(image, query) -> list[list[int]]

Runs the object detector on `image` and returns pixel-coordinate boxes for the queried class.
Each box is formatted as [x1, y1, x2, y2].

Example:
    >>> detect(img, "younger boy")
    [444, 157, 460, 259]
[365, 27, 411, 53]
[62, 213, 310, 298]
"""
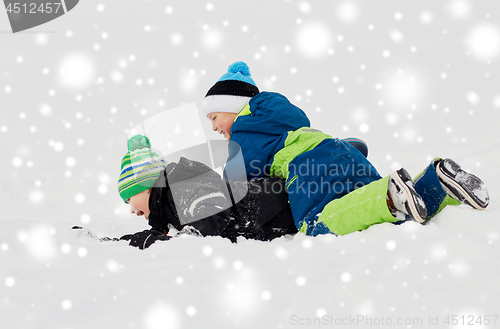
[117, 134, 297, 249]
[203, 61, 490, 236]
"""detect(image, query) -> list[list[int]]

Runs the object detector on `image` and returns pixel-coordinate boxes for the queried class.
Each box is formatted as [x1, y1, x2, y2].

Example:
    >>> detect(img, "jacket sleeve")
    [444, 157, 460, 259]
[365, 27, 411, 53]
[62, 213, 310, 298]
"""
[149, 187, 232, 237]
[177, 186, 232, 236]
[187, 209, 232, 236]
[149, 159, 233, 237]
[223, 140, 254, 182]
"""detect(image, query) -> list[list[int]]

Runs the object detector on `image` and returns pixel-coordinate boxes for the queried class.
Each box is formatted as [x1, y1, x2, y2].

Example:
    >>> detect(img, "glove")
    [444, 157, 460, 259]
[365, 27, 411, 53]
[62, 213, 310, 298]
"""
[120, 229, 171, 249]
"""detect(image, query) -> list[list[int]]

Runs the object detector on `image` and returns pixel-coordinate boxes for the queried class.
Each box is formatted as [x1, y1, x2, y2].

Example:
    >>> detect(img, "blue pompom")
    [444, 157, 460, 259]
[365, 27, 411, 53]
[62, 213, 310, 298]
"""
[228, 61, 251, 76]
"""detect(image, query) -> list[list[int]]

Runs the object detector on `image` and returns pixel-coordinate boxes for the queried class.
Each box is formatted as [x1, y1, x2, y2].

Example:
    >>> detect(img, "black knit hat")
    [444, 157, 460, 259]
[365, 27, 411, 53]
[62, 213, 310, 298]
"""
[203, 61, 259, 116]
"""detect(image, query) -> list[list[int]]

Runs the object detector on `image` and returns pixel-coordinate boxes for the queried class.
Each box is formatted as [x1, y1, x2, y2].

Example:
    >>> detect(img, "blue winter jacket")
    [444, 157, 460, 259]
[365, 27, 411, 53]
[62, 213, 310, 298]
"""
[224, 91, 380, 234]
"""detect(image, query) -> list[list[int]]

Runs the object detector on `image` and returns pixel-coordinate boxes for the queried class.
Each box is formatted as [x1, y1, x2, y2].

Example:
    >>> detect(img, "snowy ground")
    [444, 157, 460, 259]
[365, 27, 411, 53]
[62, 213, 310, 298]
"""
[1, 1, 500, 328]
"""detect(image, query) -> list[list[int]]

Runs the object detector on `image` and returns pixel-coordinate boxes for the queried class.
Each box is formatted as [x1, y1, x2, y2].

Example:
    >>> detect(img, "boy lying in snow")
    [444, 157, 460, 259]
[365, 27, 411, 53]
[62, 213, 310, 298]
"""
[203, 61, 490, 236]
[116, 134, 297, 249]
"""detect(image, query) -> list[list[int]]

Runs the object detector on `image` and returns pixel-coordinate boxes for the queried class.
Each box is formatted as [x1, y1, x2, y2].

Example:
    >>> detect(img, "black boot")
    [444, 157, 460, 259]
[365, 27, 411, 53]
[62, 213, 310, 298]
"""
[435, 158, 489, 210]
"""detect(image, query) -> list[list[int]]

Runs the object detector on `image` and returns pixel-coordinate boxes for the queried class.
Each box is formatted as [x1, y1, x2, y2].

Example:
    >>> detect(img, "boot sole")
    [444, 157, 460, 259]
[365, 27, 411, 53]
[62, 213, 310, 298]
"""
[393, 168, 428, 223]
[436, 159, 489, 210]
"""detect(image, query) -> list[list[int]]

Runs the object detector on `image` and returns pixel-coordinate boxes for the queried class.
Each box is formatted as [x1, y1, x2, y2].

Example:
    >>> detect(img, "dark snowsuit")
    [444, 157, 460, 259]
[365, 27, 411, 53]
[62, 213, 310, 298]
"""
[144, 157, 297, 244]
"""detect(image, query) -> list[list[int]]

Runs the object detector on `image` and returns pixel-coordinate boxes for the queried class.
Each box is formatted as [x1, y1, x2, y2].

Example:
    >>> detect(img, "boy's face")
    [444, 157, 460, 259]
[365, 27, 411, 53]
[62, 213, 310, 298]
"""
[127, 189, 151, 219]
[207, 112, 237, 141]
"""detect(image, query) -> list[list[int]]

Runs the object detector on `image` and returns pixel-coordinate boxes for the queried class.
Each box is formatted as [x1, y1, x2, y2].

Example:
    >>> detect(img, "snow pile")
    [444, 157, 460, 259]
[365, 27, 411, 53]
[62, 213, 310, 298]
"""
[1, 201, 499, 328]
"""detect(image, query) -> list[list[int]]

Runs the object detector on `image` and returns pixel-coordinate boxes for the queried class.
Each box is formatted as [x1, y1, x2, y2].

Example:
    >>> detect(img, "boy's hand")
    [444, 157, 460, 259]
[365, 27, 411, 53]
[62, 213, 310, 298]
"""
[120, 229, 171, 249]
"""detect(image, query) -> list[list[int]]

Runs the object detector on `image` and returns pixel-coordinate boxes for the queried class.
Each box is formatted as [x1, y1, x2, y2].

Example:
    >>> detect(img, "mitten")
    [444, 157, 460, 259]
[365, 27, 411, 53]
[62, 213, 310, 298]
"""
[120, 229, 171, 249]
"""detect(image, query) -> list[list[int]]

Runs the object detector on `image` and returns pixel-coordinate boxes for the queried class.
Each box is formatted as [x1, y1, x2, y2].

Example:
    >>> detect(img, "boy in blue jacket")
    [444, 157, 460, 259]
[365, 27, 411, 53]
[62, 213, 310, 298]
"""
[203, 61, 490, 236]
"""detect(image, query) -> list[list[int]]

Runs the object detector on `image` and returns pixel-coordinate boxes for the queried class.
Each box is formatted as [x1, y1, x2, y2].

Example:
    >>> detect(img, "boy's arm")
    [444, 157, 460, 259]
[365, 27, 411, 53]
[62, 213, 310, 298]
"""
[149, 184, 233, 238]
[180, 188, 233, 236]
[223, 140, 251, 181]
[186, 208, 232, 237]
[149, 158, 235, 237]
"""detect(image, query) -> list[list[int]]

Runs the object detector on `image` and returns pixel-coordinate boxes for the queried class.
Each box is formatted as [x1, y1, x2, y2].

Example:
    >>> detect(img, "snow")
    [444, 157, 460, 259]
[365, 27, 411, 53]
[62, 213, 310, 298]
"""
[57, 53, 96, 90]
[2, 0, 500, 328]
[465, 24, 500, 61]
[7, 212, 500, 328]
[295, 22, 332, 58]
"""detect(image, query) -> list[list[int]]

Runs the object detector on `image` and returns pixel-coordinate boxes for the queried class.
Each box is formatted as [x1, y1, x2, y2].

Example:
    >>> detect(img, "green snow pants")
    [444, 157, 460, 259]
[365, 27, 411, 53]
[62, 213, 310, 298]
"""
[312, 176, 397, 235]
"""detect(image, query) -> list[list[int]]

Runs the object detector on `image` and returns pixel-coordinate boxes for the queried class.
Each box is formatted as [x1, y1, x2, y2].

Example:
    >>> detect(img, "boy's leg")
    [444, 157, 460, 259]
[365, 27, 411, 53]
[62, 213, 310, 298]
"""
[309, 177, 397, 236]
[413, 158, 455, 219]
[414, 158, 489, 219]
[305, 168, 428, 236]
[297, 168, 429, 236]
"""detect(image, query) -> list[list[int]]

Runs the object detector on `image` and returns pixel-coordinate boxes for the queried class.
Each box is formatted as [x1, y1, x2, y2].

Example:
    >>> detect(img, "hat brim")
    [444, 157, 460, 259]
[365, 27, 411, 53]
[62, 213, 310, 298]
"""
[203, 95, 252, 117]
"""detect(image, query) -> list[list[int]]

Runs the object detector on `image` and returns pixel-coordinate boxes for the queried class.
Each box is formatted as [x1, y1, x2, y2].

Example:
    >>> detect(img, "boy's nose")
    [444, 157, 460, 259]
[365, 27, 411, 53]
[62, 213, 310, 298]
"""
[211, 121, 217, 131]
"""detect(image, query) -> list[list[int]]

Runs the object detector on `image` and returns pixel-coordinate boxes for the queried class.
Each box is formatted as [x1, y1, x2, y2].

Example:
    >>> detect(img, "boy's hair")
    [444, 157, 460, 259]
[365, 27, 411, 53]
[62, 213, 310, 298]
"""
[118, 135, 166, 204]
[203, 61, 259, 117]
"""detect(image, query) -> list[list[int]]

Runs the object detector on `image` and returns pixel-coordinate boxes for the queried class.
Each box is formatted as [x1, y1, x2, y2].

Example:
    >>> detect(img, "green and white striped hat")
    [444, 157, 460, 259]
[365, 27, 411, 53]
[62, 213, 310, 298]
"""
[118, 134, 166, 203]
